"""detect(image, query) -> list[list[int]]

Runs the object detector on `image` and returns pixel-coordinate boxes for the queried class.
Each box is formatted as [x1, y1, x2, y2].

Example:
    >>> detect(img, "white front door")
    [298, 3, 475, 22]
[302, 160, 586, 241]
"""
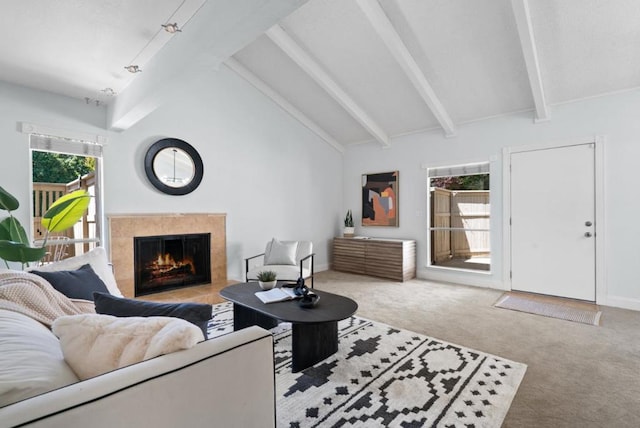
[510, 143, 595, 301]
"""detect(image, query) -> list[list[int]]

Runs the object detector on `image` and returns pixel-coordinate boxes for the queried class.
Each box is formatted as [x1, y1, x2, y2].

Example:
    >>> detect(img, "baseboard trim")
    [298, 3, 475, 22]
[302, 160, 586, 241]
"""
[315, 263, 330, 273]
[601, 295, 640, 311]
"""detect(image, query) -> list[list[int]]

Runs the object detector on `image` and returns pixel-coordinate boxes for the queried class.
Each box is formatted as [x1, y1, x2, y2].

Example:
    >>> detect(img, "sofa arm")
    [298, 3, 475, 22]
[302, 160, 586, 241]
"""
[1, 326, 275, 428]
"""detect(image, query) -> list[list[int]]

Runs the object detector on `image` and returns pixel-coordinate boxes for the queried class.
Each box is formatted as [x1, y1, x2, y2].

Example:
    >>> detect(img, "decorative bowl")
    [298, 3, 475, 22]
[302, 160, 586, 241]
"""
[298, 293, 320, 308]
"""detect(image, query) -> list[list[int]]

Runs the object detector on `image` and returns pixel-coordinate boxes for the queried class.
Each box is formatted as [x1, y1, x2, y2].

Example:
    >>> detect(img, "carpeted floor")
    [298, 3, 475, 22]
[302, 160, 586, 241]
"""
[310, 270, 640, 427]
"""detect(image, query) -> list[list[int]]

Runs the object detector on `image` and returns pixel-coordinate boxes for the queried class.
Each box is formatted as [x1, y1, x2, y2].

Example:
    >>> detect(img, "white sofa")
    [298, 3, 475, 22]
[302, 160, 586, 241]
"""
[0, 249, 276, 428]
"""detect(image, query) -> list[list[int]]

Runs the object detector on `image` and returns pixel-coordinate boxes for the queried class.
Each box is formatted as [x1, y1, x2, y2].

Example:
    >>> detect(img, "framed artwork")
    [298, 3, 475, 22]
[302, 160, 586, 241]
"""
[362, 171, 399, 227]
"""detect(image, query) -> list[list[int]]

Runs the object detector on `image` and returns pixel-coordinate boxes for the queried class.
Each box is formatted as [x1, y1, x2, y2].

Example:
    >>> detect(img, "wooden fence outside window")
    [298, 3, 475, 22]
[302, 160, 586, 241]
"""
[430, 188, 490, 263]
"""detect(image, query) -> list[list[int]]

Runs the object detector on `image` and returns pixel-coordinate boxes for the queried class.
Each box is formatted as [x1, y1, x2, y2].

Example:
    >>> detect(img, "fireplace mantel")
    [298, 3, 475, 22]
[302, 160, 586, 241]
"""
[108, 213, 227, 298]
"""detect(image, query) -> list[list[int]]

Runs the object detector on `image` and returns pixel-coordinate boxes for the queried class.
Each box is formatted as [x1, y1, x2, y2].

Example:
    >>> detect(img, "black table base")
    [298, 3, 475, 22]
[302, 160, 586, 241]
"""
[291, 321, 338, 372]
[233, 304, 339, 372]
[233, 303, 279, 330]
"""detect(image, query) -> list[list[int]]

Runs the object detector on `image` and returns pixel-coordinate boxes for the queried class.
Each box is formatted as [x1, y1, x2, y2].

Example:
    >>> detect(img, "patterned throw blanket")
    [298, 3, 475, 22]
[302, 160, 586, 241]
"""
[0, 270, 94, 327]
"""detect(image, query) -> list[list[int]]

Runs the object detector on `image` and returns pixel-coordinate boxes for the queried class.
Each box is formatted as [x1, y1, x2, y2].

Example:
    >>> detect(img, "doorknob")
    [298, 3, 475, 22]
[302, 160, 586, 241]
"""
[584, 232, 592, 237]
[585, 221, 593, 227]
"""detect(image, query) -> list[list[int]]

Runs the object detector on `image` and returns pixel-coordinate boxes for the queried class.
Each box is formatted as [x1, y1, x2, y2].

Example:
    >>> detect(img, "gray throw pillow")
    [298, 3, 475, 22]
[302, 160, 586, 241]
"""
[31, 264, 109, 301]
[93, 292, 213, 339]
[264, 239, 298, 266]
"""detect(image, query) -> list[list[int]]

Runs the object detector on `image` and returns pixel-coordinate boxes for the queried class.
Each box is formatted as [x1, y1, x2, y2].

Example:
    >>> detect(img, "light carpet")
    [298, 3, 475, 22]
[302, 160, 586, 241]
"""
[494, 294, 602, 326]
[208, 302, 526, 427]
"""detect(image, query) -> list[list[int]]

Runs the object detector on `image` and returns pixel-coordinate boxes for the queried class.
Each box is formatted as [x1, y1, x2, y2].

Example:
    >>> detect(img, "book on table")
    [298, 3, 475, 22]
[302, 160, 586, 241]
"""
[255, 287, 299, 304]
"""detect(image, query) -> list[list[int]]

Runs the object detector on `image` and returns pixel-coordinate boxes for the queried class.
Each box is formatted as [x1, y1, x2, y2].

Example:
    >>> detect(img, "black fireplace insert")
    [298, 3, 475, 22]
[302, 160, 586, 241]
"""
[134, 233, 211, 296]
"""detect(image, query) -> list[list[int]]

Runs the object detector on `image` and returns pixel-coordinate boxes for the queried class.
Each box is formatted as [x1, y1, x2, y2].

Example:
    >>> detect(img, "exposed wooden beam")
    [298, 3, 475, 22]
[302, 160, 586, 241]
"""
[266, 24, 390, 148]
[511, 0, 549, 122]
[225, 57, 345, 153]
[356, 0, 456, 137]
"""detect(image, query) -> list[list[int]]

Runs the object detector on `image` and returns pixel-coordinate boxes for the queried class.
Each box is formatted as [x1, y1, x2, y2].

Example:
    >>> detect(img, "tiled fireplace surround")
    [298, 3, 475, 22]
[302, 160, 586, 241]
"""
[108, 214, 228, 304]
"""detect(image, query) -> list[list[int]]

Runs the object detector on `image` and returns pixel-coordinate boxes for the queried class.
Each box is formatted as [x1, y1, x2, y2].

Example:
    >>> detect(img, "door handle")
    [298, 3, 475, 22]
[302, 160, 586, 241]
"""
[584, 232, 592, 238]
[585, 221, 593, 227]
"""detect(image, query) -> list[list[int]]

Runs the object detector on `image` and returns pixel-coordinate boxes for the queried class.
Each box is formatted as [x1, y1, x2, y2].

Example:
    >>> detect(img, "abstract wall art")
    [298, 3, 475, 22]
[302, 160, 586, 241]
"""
[362, 171, 399, 227]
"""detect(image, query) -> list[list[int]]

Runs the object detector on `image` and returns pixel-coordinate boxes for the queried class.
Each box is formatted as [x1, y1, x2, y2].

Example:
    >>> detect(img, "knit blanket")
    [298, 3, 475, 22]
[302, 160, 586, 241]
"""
[0, 270, 94, 327]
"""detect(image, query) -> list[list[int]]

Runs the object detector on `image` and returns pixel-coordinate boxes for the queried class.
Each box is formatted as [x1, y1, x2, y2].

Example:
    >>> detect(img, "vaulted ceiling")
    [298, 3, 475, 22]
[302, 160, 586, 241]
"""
[2, 0, 639, 151]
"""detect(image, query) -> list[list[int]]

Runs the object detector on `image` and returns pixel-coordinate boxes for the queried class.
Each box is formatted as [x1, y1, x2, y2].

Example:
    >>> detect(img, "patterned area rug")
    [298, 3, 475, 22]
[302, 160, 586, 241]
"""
[208, 302, 526, 427]
[494, 294, 602, 326]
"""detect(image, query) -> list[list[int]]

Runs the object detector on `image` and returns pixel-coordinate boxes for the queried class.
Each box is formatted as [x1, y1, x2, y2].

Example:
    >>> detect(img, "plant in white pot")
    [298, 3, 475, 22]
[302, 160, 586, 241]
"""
[256, 270, 277, 290]
[343, 209, 355, 237]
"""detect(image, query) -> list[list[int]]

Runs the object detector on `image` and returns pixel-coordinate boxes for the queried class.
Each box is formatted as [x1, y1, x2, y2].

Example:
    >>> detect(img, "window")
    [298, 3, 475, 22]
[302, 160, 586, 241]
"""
[428, 163, 490, 272]
[30, 133, 103, 260]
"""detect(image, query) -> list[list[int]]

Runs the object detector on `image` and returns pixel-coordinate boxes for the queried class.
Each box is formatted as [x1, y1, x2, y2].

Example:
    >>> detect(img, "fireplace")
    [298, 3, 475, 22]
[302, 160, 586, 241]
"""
[134, 233, 211, 296]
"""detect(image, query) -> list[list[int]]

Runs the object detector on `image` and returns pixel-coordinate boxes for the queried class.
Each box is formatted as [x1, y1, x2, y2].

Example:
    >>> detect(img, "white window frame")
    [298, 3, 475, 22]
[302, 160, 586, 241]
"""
[425, 161, 492, 274]
[21, 122, 106, 249]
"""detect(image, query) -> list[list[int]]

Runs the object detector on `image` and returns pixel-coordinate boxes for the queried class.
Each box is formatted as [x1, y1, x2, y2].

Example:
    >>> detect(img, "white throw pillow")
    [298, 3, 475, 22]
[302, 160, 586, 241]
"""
[28, 247, 122, 297]
[52, 314, 204, 380]
[264, 238, 298, 266]
[0, 310, 79, 407]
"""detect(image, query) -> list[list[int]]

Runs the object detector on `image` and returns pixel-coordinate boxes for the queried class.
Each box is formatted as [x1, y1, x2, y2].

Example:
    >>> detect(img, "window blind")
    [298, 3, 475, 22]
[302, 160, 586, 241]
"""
[29, 134, 103, 158]
[427, 162, 489, 178]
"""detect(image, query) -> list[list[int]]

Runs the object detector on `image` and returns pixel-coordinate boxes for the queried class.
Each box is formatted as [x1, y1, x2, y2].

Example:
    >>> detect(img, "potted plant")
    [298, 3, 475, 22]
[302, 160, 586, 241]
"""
[256, 270, 277, 290]
[343, 209, 355, 237]
[0, 185, 90, 269]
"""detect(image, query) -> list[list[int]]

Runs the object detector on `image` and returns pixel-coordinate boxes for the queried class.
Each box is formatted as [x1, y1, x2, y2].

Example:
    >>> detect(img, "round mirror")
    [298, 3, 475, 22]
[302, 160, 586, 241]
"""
[152, 147, 195, 188]
[144, 138, 203, 195]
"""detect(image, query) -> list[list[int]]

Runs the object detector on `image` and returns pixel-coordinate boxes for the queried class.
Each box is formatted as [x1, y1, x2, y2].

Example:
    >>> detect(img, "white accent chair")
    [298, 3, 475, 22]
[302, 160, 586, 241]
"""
[245, 239, 315, 288]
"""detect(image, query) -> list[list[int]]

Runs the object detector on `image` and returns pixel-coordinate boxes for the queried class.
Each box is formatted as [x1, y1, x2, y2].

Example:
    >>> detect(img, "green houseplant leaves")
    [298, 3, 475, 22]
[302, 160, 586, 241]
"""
[344, 210, 354, 227]
[0, 186, 19, 211]
[0, 241, 47, 263]
[0, 185, 90, 268]
[41, 190, 91, 232]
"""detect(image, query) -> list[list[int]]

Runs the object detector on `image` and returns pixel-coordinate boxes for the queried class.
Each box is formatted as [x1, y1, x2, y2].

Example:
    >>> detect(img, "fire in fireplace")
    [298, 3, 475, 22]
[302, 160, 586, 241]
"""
[134, 233, 211, 296]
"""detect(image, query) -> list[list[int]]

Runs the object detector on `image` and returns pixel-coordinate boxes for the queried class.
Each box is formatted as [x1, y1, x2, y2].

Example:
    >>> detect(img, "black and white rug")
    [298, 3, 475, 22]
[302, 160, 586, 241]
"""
[208, 302, 526, 427]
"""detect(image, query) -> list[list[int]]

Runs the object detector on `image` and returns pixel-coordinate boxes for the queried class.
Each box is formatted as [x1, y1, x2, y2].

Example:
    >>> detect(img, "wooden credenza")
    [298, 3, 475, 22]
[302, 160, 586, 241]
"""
[333, 237, 416, 281]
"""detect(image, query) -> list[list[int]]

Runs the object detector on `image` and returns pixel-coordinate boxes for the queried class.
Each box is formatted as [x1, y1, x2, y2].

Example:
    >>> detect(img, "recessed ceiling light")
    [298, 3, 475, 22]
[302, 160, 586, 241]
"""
[124, 65, 142, 73]
[161, 23, 182, 34]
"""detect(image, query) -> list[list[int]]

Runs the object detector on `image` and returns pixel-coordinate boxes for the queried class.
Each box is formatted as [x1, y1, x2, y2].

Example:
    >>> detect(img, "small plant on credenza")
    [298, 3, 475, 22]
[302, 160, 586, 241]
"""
[343, 209, 355, 237]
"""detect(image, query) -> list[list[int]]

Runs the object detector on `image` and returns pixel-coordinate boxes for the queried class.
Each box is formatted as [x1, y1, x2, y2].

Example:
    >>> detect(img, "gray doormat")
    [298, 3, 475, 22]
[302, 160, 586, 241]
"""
[494, 293, 602, 326]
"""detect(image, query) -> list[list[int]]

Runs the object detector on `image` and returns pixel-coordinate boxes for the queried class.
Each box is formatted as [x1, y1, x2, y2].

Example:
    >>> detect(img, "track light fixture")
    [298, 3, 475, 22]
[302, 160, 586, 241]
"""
[101, 88, 116, 96]
[162, 23, 182, 33]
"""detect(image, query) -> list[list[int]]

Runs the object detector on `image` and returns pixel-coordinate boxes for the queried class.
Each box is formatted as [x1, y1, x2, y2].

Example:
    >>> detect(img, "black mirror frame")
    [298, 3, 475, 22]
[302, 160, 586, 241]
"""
[144, 138, 204, 195]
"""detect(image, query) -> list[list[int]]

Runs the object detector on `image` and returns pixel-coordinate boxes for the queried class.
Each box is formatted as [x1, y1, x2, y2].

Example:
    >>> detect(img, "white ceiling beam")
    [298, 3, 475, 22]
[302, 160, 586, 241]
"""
[107, 0, 310, 131]
[356, 0, 456, 137]
[511, 0, 549, 122]
[266, 24, 390, 148]
[225, 58, 344, 153]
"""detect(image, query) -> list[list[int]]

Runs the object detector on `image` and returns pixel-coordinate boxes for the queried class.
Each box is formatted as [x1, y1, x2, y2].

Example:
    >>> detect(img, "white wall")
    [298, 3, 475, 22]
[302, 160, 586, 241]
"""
[344, 89, 640, 310]
[0, 68, 343, 281]
[105, 66, 342, 280]
[5, 71, 640, 309]
[0, 81, 106, 247]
